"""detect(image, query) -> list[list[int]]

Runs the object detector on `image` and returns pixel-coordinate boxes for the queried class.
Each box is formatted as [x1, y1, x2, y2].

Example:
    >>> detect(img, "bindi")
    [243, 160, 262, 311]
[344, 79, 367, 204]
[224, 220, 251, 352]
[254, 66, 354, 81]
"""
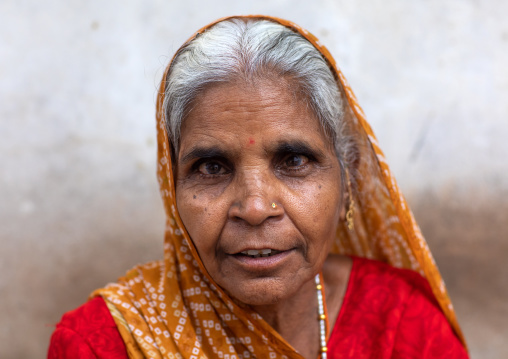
[248, 137, 255, 145]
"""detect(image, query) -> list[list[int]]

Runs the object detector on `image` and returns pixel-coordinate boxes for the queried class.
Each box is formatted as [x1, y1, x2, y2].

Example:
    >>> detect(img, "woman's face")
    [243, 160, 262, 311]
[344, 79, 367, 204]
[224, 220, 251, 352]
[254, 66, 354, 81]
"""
[175, 78, 343, 306]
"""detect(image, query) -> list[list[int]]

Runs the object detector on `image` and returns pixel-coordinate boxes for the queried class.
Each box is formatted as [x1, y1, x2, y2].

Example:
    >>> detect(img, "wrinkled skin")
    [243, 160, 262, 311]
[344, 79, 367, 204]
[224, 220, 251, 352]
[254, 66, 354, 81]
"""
[175, 78, 347, 358]
[175, 77, 344, 301]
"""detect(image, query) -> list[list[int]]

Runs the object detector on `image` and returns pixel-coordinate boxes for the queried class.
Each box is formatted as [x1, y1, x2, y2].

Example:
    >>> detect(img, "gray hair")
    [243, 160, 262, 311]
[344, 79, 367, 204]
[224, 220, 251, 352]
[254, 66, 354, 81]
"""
[163, 18, 357, 178]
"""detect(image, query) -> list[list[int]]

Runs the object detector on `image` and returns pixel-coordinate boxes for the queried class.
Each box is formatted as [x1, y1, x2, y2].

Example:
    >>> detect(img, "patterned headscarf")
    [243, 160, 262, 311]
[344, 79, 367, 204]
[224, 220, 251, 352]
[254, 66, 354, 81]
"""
[92, 15, 466, 358]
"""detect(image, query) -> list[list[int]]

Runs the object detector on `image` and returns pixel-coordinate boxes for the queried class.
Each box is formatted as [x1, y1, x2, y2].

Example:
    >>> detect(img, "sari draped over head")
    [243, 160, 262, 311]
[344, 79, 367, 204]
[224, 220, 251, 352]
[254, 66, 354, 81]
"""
[92, 15, 467, 359]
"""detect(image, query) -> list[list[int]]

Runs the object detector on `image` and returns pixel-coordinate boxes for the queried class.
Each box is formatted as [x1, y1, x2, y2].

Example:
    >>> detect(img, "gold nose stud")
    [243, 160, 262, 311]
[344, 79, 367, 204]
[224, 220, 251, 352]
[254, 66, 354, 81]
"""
[271, 202, 277, 209]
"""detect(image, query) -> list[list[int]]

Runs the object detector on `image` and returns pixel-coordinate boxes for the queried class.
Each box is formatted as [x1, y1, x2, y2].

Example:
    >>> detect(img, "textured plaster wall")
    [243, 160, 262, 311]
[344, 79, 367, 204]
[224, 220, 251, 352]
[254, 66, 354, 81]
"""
[1, 1, 507, 358]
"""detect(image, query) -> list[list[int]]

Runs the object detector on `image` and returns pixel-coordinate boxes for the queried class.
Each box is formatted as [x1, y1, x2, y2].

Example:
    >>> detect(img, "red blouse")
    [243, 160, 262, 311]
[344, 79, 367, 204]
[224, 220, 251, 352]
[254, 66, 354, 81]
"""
[48, 257, 468, 358]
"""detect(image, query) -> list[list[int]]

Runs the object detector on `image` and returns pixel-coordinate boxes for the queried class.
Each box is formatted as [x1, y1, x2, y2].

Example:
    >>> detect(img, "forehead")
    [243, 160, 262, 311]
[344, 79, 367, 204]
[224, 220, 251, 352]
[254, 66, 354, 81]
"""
[178, 79, 331, 151]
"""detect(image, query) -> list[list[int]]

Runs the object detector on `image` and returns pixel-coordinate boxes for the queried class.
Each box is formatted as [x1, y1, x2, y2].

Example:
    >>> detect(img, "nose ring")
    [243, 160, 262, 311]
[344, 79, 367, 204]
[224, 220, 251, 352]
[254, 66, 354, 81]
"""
[271, 202, 278, 209]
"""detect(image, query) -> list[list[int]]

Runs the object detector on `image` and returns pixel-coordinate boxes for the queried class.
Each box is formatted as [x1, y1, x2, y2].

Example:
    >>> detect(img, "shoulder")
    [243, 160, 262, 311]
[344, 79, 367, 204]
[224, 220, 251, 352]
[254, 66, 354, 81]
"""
[349, 256, 436, 306]
[48, 297, 128, 359]
[334, 256, 437, 337]
[328, 257, 468, 358]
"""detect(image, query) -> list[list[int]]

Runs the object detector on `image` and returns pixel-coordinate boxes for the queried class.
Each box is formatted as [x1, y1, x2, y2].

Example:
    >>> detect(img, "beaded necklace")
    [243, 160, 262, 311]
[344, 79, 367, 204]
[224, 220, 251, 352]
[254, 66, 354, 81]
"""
[315, 273, 328, 358]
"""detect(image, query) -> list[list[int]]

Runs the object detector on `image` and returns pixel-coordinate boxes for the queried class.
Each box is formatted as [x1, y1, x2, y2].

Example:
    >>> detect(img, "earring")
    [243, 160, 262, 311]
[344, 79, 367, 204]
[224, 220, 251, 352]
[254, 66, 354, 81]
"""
[345, 169, 355, 230]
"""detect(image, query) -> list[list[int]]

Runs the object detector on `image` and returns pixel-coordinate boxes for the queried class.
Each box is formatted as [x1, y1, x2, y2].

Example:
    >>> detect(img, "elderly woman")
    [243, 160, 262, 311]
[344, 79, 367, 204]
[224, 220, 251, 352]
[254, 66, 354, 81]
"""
[49, 16, 469, 358]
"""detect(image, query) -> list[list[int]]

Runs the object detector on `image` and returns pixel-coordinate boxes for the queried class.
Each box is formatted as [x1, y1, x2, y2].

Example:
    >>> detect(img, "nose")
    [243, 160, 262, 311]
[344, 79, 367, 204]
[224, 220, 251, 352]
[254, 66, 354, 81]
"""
[228, 169, 283, 226]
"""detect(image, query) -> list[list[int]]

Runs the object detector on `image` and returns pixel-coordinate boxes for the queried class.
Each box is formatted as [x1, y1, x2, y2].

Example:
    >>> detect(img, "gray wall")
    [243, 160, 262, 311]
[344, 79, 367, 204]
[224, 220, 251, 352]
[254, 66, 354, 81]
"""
[1, 0, 507, 358]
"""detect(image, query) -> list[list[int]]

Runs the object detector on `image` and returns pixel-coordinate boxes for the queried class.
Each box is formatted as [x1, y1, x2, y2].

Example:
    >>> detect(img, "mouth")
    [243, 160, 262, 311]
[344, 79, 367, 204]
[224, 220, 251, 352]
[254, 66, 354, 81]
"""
[228, 247, 295, 272]
[238, 249, 282, 258]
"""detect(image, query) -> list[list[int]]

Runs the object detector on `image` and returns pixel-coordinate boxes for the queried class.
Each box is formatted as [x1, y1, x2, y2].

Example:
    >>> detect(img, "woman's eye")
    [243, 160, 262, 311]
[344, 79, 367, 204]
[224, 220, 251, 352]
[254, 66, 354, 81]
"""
[284, 154, 309, 168]
[198, 161, 226, 175]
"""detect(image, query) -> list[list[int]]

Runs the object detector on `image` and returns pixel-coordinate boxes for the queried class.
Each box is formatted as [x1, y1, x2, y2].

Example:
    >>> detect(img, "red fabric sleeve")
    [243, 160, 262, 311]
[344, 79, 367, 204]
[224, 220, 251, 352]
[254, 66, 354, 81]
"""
[48, 297, 129, 359]
[327, 257, 468, 359]
[391, 287, 468, 358]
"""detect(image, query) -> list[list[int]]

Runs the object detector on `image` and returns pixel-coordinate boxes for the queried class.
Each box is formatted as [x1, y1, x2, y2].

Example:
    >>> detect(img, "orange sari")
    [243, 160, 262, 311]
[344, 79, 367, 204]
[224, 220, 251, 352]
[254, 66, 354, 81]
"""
[92, 15, 467, 358]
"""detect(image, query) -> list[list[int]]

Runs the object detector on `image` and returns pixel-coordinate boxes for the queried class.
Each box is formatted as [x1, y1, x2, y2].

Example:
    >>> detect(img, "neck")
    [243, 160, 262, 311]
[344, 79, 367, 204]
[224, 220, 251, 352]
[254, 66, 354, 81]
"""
[252, 276, 320, 359]
[248, 255, 352, 359]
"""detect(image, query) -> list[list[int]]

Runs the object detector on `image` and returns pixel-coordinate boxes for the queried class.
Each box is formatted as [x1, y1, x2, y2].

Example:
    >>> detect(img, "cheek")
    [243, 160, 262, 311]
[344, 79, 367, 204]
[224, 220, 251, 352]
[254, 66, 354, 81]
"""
[315, 188, 342, 225]
[313, 186, 341, 238]
[287, 178, 342, 251]
[176, 188, 225, 257]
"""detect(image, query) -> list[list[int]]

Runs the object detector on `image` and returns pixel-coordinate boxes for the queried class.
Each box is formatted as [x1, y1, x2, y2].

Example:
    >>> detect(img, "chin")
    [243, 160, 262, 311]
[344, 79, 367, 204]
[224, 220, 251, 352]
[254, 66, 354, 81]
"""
[222, 277, 298, 307]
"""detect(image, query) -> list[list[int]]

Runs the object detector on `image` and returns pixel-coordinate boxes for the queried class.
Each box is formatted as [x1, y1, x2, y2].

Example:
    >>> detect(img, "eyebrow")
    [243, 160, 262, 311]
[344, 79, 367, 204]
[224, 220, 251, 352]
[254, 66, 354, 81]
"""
[273, 140, 325, 159]
[179, 146, 232, 164]
[179, 139, 326, 164]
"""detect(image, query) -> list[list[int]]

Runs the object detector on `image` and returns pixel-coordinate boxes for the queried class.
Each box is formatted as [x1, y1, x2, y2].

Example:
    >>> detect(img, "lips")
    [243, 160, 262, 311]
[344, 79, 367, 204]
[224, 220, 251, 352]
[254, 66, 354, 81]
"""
[239, 249, 282, 258]
[226, 247, 296, 273]
[221, 233, 300, 271]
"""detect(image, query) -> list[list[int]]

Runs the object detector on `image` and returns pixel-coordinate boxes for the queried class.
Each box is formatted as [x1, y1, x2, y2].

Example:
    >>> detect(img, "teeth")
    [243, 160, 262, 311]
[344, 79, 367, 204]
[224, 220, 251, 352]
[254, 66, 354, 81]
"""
[240, 249, 280, 258]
